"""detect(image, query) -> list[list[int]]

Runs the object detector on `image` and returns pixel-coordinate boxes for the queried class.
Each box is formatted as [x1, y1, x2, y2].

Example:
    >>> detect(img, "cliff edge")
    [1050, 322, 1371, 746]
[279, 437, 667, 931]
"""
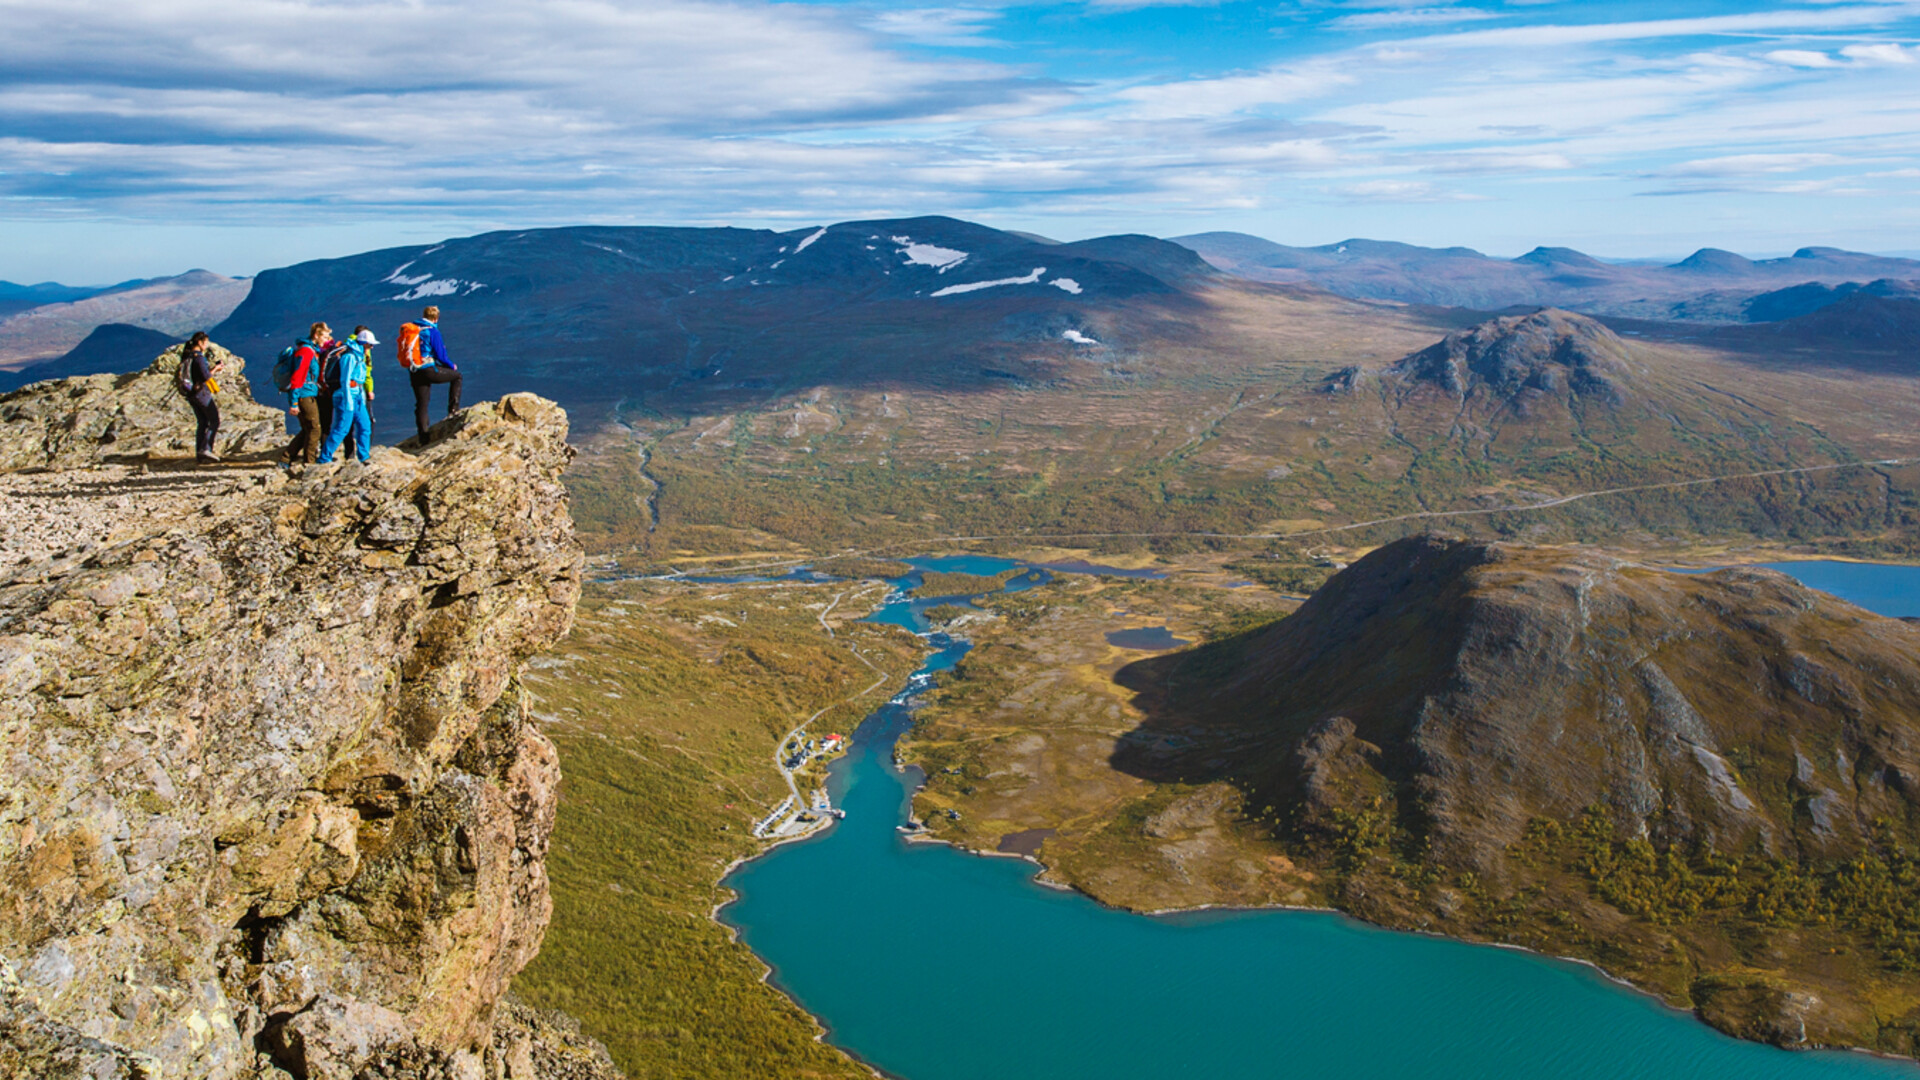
[0, 351, 606, 1078]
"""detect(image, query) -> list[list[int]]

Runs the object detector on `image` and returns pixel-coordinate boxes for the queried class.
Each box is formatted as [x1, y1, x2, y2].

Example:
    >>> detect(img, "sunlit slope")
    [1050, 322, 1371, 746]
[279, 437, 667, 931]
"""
[609, 291, 1920, 558]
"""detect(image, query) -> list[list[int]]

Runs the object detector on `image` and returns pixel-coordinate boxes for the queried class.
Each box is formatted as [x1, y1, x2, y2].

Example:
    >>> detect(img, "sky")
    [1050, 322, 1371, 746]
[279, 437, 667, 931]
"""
[3, 0, 1920, 282]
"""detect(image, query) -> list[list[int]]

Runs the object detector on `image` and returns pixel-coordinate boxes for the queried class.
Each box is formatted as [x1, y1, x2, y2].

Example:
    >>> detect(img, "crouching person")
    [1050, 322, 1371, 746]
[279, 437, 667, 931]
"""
[318, 327, 377, 464]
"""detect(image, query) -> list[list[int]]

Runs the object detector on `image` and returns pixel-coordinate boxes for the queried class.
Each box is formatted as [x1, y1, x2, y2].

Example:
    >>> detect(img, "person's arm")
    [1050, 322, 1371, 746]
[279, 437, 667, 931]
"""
[427, 326, 452, 369]
[287, 346, 314, 413]
[190, 352, 212, 390]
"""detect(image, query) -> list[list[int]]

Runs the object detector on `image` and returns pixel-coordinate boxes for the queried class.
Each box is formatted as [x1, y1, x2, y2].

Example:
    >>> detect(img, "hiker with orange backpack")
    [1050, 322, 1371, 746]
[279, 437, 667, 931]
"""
[396, 305, 462, 440]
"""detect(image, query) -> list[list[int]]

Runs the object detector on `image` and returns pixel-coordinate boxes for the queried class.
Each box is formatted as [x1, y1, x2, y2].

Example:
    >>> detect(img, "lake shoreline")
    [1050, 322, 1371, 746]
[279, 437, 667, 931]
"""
[711, 555, 1920, 1078]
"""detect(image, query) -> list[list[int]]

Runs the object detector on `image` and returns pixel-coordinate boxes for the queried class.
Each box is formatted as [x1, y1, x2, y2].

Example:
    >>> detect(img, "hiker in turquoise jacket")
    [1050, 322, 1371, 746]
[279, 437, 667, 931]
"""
[318, 327, 377, 464]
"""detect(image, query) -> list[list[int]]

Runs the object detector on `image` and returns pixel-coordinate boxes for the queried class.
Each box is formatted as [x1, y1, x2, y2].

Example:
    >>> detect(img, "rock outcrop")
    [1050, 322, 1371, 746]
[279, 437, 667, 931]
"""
[0, 370, 596, 1078]
[0, 342, 285, 471]
[1386, 308, 1628, 407]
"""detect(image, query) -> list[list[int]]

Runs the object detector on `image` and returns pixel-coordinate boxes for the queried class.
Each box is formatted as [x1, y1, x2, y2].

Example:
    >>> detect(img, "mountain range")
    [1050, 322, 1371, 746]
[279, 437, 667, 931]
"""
[1175, 232, 1920, 321]
[0, 269, 250, 366]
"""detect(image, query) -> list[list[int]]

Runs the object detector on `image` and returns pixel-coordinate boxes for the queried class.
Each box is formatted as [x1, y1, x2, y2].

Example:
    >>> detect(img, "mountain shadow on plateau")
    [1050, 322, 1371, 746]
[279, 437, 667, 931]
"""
[209, 217, 1222, 432]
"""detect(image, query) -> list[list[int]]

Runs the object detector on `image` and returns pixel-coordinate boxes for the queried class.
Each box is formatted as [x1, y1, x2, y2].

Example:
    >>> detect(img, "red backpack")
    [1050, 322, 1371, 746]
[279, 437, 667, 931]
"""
[395, 322, 426, 370]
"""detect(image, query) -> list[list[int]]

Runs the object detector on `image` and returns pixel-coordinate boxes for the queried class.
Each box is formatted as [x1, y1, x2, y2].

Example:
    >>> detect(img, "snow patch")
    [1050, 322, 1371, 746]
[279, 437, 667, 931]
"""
[1062, 329, 1098, 345]
[382, 261, 429, 286]
[389, 278, 476, 301]
[891, 235, 969, 272]
[930, 267, 1046, 298]
[1050, 277, 1082, 294]
[794, 227, 828, 253]
[770, 260, 784, 269]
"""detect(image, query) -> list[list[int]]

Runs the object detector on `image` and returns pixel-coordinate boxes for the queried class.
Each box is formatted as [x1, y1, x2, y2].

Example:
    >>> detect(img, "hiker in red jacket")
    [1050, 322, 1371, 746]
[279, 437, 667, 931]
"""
[282, 322, 333, 465]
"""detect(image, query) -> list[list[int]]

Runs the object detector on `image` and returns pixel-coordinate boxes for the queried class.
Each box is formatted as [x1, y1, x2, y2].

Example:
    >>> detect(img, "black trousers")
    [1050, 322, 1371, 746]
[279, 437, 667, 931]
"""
[187, 391, 220, 457]
[409, 365, 463, 438]
[317, 389, 335, 442]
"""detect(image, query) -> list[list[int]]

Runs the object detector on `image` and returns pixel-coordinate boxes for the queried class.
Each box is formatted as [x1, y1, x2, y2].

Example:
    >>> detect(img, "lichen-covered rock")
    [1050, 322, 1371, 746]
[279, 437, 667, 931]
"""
[0, 341, 284, 471]
[0, 392, 588, 1079]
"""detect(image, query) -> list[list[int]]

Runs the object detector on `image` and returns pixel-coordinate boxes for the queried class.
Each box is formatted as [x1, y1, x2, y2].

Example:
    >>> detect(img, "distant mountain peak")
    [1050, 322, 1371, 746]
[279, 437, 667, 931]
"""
[1672, 248, 1754, 273]
[1513, 246, 1605, 269]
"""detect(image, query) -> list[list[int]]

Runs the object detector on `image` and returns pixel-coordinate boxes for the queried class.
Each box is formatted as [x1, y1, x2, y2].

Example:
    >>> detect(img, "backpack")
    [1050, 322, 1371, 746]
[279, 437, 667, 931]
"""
[175, 351, 196, 395]
[272, 344, 301, 394]
[319, 341, 349, 392]
[395, 323, 425, 370]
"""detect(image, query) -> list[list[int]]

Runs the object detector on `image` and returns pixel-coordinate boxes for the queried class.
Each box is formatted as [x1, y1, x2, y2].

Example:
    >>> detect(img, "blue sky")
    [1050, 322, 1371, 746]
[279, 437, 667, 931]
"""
[4, 0, 1920, 281]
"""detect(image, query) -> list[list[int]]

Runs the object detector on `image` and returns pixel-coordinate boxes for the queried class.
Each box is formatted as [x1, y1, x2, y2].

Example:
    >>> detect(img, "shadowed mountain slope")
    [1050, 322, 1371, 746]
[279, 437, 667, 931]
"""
[211, 217, 1219, 432]
[0, 323, 180, 392]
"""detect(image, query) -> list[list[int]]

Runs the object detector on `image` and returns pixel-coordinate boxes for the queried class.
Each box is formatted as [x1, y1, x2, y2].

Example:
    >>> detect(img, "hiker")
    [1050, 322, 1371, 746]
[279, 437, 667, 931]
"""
[315, 335, 348, 443]
[317, 327, 378, 465]
[175, 331, 223, 463]
[400, 304, 461, 440]
[280, 322, 333, 465]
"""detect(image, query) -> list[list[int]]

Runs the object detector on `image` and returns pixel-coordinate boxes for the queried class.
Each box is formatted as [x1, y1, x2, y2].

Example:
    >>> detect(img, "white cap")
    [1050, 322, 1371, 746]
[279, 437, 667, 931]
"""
[356, 329, 380, 345]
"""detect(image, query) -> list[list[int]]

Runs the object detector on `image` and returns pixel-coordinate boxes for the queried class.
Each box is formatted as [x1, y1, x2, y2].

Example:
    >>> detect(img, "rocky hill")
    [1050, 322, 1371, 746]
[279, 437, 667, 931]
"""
[1377, 307, 1628, 408]
[1114, 536, 1920, 1052]
[0, 341, 284, 471]
[0, 358, 614, 1078]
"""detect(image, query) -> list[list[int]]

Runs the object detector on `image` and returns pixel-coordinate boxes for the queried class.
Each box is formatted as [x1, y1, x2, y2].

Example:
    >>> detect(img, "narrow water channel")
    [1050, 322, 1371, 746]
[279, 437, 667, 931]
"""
[719, 560, 1920, 1080]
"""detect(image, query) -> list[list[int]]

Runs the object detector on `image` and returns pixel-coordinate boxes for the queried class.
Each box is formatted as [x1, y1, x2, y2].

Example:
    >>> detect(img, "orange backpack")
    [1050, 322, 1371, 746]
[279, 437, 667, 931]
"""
[395, 322, 425, 370]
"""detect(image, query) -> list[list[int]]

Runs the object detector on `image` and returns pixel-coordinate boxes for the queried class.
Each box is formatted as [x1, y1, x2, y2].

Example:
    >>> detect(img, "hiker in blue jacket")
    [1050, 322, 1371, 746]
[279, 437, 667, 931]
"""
[282, 322, 332, 465]
[317, 327, 377, 464]
[409, 304, 462, 440]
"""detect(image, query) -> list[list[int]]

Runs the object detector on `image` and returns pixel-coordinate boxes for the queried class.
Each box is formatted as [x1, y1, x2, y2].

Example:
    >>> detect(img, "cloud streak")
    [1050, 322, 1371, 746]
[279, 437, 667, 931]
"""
[3, 0, 1920, 276]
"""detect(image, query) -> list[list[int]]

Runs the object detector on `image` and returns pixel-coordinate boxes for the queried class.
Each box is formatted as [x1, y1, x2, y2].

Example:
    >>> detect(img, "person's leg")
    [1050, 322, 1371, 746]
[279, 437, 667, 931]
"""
[191, 393, 218, 457]
[411, 370, 432, 439]
[295, 397, 321, 463]
[208, 397, 220, 453]
[351, 397, 372, 461]
[318, 389, 352, 463]
[446, 369, 463, 415]
[316, 391, 334, 446]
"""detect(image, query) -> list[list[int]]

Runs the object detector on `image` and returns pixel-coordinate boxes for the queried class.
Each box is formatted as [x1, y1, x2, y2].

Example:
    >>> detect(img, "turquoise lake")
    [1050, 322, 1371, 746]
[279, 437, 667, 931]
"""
[720, 561, 1920, 1080]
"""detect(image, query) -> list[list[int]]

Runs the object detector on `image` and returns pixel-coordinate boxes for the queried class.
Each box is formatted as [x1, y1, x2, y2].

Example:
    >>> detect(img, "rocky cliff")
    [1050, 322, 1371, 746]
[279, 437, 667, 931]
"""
[0, 352, 608, 1078]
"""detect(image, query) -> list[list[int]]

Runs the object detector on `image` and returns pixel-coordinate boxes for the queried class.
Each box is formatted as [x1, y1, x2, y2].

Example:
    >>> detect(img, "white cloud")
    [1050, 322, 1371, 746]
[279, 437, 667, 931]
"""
[1331, 7, 1502, 31]
[1663, 153, 1845, 177]
[871, 8, 1005, 47]
[1840, 42, 1920, 63]
[1766, 49, 1842, 67]
[1336, 179, 1485, 202]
